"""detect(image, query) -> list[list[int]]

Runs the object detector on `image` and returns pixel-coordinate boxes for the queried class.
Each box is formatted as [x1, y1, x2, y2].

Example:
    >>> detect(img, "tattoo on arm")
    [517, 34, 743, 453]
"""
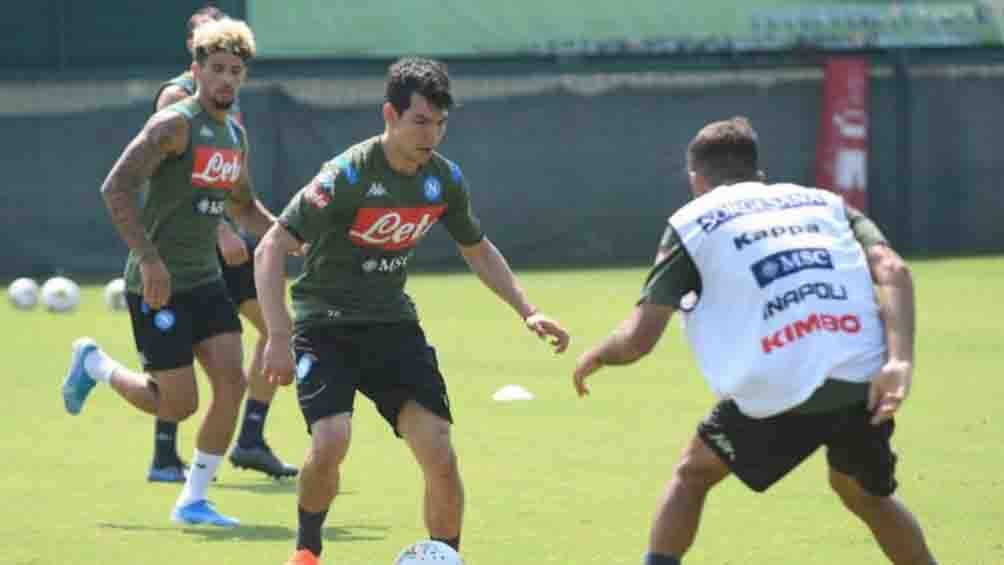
[100, 112, 187, 262]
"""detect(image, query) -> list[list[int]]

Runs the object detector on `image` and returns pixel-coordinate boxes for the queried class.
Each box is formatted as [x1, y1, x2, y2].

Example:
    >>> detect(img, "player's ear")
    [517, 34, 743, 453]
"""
[688, 170, 703, 197]
[382, 102, 399, 127]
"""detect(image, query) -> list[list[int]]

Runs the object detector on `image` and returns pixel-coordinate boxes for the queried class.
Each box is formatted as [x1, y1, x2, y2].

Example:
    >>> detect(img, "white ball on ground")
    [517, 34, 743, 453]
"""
[394, 540, 463, 564]
[41, 276, 81, 313]
[103, 277, 127, 311]
[7, 277, 40, 310]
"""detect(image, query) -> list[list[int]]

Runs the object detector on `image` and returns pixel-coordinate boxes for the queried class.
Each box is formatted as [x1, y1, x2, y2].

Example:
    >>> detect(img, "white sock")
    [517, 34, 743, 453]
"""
[176, 450, 223, 507]
[83, 348, 121, 383]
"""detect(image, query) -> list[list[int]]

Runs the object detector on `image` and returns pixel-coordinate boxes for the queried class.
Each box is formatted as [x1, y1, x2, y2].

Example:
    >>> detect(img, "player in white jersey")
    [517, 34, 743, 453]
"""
[573, 117, 936, 564]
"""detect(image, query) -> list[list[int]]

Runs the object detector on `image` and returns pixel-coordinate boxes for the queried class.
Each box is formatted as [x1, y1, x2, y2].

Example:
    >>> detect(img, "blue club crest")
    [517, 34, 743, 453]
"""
[296, 353, 316, 384]
[424, 177, 442, 202]
[154, 309, 176, 332]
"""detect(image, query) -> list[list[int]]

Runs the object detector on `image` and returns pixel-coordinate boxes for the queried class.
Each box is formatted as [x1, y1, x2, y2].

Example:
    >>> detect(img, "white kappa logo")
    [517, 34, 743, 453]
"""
[366, 183, 388, 197]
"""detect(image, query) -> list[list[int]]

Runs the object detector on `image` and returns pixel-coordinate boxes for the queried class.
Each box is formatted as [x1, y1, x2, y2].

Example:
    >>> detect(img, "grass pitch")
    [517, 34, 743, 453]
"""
[3, 256, 1002, 564]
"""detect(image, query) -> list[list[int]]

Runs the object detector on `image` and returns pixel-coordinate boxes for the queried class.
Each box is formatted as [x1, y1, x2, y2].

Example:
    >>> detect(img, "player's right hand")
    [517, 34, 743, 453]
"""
[139, 257, 171, 309]
[868, 358, 912, 425]
[572, 349, 604, 397]
[263, 334, 296, 386]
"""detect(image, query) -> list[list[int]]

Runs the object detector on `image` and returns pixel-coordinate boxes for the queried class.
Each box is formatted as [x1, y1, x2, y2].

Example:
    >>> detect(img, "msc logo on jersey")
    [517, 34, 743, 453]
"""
[751, 248, 833, 288]
[194, 195, 226, 216]
[361, 254, 410, 274]
[424, 177, 442, 202]
[191, 147, 242, 189]
[349, 206, 446, 250]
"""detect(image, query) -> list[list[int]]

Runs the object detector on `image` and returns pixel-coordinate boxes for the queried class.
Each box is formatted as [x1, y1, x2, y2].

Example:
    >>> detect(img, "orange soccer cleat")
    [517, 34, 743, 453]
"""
[285, 549, 320, 565]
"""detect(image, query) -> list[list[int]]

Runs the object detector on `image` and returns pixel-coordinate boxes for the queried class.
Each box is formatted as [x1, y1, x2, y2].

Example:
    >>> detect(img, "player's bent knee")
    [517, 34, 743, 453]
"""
[222, 371, 247, 395]
[829, 469, 885, 512]
[674, 440, 729, 490]
[161, 396, 199, 422]
[311, 415, 352, 467]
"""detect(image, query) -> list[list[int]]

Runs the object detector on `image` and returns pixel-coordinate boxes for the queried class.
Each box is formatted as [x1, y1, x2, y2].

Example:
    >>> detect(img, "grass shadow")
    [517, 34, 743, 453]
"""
[210, 482, 358, 496]
[97, 522, 388, 543]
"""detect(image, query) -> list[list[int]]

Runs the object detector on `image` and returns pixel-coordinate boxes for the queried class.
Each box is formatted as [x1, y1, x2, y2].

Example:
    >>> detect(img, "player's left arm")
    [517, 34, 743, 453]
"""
[458, 238, 570, 353]
[226, 131, 275, 239]
[573, 226, 694, 396]
[572, 302, 673, 397]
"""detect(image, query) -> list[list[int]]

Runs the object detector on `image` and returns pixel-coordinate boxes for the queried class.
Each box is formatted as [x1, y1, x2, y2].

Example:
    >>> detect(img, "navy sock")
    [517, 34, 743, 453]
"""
[432, 536, 461, 551]
[296, 506, 328, 556]
[237, 399, 270, 448]
[153, 420, 180, 467]
[644, 553, 680, 565]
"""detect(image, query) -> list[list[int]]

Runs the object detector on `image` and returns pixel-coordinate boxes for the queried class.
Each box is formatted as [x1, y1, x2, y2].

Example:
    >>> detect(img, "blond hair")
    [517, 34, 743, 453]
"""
[191, 17, 256, 63]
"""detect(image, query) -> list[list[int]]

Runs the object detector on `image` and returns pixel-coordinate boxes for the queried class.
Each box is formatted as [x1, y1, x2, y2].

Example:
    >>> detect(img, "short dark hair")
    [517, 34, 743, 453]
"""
[187, 4, 225, 40]
[385, 57, 453, 115]
[687, 116, 760, 186]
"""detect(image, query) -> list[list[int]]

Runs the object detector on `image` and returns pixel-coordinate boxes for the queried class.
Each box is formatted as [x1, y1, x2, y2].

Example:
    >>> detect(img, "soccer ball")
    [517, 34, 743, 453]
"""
[103, 277, 127, 311]
[7, 277, 40, 310]
[41, 276, 81, 313]
[394, 540, 463, 564]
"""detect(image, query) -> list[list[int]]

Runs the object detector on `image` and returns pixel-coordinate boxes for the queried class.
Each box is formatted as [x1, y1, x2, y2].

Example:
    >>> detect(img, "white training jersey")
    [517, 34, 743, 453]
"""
[669, 182, 886, 418]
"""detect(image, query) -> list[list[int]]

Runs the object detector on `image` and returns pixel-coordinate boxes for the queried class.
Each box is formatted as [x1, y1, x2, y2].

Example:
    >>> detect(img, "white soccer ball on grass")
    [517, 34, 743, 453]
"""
[7, 277, 40, 310]
[103, 277, 127, 311]
[394, 540, 463, 564]
[41, 276, 81, 313]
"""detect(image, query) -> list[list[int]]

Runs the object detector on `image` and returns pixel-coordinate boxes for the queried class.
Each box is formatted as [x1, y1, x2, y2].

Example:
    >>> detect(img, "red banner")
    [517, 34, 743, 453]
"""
[815, 57, 869, 212]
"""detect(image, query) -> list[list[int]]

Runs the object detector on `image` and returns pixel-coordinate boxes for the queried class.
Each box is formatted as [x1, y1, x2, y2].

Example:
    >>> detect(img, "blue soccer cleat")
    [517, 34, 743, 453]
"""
[171, 500, 240, 528]
[61, 337, 99, 415]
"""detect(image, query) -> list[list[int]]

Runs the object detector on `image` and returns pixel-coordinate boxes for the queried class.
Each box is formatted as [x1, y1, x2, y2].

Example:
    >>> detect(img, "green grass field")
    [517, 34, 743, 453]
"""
[4, 256, 1002, 564]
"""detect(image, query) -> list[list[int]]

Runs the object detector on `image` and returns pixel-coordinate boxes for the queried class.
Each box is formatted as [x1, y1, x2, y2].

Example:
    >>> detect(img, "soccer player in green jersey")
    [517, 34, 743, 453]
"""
[146, 4, 297, 484]
[61, 18, 272, 528]
[255, 58, 571, 565]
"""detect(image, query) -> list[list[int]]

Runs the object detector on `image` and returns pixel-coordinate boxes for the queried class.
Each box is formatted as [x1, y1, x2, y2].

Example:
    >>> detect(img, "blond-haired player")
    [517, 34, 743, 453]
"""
[146, 5, 297, 484]
[62, 17, 271, 527]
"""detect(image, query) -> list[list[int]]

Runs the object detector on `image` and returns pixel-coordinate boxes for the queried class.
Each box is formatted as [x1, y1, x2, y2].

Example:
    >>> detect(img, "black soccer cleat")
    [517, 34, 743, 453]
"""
[229, 444, 299, 479]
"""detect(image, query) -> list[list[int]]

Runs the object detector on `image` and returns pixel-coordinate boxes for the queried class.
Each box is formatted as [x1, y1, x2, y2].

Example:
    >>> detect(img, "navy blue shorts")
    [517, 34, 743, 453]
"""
[217, 238, 257, 307]
[126, 280, 242, 371]
[292, 322, 452, 436]
[698, 400, 898, 496]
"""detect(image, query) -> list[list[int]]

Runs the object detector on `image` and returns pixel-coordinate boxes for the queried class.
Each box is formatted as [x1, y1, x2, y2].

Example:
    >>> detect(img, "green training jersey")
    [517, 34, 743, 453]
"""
[124, 97, 253, 293]
[280, 136, 484, 332]
[153, 71, 245, 234]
